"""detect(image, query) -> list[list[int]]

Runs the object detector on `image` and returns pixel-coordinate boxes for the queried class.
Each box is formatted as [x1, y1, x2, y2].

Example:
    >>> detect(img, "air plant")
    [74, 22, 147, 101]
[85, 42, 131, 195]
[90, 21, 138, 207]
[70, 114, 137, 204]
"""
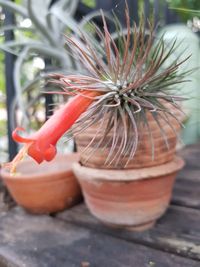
[9, 4, 190, 172]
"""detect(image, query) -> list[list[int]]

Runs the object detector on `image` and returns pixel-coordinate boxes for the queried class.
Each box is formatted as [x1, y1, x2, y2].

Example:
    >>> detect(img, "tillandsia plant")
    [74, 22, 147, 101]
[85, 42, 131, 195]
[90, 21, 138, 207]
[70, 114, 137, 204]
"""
[8, 4, 191, 172]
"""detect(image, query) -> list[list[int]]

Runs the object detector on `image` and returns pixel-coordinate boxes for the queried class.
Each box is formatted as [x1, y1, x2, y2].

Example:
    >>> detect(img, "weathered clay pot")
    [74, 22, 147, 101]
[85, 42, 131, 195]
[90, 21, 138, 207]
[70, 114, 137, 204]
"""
[73, 156, 184, 231]
[1, 153, 81, 214]
[75, 110, 183, 169]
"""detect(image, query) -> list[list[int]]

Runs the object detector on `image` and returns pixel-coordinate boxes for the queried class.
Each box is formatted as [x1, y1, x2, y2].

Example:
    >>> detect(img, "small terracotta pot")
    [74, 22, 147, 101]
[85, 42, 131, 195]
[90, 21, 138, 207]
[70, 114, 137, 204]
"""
[75, 110, 183, 169]
[1, 153, 81, 214]
[73, 156, 184, 231]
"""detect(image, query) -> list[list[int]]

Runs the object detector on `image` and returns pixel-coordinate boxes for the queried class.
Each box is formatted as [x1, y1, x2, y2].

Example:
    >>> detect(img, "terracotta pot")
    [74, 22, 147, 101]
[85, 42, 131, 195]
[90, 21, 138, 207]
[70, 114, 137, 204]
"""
[0, 153, 82, 214]
[73, 156, 184, 231]
[75, 109, 183, 169]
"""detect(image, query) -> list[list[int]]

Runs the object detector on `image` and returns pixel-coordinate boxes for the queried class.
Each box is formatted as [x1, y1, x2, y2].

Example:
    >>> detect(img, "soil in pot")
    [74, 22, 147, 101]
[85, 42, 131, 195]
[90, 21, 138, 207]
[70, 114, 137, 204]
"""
[73, 156, 184, 231]
[1, 153, 82, 214]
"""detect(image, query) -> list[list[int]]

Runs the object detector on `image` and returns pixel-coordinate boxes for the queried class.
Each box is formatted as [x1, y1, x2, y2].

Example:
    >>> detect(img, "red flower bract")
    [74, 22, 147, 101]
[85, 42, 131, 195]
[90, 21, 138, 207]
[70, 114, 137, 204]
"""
[9, 91, 98, 173]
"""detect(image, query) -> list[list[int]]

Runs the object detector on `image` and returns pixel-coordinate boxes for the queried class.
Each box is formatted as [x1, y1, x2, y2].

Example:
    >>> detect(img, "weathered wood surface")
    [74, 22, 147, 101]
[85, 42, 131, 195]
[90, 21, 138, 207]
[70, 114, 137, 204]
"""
[57, 204, 200, 261]
[1, 208, 199, 267]
[173, 144, 200, 208]
[0, 143, 200, 267]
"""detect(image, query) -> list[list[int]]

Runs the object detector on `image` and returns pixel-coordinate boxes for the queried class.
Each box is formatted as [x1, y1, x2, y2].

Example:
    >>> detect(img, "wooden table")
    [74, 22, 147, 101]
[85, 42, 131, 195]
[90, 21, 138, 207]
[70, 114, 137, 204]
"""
[0, 144, 200, 267]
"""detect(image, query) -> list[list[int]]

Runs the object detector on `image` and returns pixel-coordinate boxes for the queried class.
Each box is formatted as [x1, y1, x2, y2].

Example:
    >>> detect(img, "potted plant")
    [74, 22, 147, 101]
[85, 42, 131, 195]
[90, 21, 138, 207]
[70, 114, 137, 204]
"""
[0, 0, 101, 215]
[2, 6, 190, 229]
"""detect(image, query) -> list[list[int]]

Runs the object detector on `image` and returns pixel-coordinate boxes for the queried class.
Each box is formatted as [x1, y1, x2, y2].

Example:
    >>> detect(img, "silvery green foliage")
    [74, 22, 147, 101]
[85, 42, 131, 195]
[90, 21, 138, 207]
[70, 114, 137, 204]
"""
[0, 0, 103, 128]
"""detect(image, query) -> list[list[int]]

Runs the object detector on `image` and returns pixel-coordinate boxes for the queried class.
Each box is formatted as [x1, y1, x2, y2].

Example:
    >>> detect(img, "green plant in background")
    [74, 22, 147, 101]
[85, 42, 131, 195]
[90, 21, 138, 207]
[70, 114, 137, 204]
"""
[0, 0, 80, 128]
[0, 119, 6, 137]
[0, 0, 108, 130]
[81, 0, 96, 9]
[168, 0, 200, 21]
[166, 0, 200, 144]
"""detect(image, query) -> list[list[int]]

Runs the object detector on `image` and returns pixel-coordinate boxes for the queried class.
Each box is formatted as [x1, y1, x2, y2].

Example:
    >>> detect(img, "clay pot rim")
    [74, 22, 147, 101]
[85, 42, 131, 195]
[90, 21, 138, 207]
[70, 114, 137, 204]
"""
[73, 156, 184, 182]
[1, 153, 79, 181]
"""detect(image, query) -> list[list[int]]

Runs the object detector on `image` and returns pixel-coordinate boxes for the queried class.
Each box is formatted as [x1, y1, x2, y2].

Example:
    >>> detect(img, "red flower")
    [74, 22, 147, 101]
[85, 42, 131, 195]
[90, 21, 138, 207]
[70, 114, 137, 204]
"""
[9, 91, 97, 173]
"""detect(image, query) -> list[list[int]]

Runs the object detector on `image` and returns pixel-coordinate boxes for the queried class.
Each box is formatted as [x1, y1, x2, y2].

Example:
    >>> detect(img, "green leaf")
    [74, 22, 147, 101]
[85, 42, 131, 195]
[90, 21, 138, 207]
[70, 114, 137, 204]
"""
[169, 7, 200, 15]
[81, 0, 96, 9]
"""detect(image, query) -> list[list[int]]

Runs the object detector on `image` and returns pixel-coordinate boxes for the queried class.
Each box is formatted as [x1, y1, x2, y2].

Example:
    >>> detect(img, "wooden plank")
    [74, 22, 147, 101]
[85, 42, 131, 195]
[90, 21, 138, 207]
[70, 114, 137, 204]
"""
[0, 208, 198, 267]
[172, 144, 200, 208]
[57, 204, 200, 261]
[173, 175, 200, 208]
[178, 144, 200, 170]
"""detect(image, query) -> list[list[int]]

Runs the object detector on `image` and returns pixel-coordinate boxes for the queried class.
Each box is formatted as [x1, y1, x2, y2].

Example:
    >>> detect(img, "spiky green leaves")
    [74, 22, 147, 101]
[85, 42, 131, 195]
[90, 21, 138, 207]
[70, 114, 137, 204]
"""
[51, 6, 190, 167]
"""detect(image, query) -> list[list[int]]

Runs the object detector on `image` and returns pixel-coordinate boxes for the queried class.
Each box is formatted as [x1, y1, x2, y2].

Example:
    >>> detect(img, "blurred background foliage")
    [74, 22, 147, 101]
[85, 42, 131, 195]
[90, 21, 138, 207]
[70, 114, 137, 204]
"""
[0, 0, 200, 96]
[168, 0, 200, 20]
[0, 0, 200, 159]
